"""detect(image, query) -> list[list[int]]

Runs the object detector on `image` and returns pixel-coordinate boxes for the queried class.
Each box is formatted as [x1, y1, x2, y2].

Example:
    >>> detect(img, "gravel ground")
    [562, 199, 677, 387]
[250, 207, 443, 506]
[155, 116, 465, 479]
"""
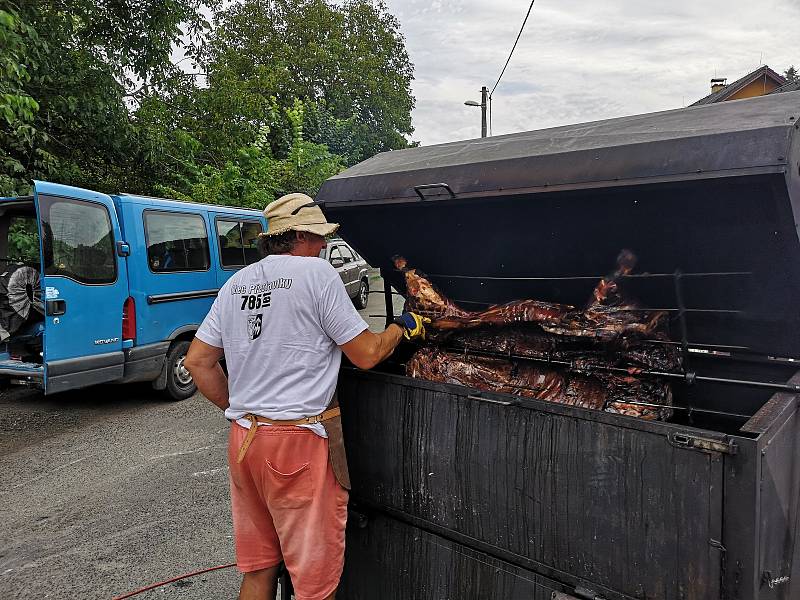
[0, 278, 405, 600]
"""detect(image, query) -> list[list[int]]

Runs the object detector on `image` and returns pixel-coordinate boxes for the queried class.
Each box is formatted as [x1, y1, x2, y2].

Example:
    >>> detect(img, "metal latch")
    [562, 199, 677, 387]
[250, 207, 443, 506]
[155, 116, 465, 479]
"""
[668, 432, 738, 455]
[552, 587, 606, 600]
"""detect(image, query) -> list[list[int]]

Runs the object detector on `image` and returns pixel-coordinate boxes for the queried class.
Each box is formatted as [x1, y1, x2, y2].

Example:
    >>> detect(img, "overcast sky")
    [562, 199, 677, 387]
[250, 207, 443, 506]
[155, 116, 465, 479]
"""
[381, 0, 799, 146]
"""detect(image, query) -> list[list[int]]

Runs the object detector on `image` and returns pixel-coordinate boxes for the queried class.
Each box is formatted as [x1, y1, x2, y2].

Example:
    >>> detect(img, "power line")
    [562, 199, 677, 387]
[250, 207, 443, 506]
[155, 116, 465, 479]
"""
[489, 0, 536, 98]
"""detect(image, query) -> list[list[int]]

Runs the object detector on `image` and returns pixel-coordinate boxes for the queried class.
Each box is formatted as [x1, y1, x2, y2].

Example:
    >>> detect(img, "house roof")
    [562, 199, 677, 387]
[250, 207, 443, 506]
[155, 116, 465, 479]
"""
[770, 79, 800, 94]
[691, 65, 786, 106]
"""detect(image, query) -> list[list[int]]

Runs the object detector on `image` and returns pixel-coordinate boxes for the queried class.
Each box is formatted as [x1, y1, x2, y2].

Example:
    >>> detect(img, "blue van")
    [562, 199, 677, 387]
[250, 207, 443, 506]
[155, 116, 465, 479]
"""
[0, 181, 266, 399]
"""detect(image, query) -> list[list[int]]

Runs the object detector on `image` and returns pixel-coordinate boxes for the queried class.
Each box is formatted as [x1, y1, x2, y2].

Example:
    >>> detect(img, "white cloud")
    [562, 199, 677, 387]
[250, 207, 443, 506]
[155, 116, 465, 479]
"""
[384, 0, 800, 145]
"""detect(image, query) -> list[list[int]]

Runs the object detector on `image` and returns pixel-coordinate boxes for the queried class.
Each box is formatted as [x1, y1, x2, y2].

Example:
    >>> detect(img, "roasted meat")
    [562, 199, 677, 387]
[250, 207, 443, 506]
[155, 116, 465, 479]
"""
[406, 347, 672, 421]
[407, 346, 608, 410]
[398, 252, 677, 420]
[395, 251, 667, 341]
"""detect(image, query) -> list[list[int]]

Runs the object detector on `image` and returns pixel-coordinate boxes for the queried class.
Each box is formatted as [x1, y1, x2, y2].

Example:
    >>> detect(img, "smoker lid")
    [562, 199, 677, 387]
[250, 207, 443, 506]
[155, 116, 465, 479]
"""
[318, 92, 800, 360]
[317, 91, 800, 205]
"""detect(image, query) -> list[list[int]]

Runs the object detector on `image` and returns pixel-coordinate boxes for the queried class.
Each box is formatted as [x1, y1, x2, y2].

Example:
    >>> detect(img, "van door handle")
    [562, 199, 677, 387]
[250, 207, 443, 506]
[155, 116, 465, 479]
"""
[46, 299, 66, 316]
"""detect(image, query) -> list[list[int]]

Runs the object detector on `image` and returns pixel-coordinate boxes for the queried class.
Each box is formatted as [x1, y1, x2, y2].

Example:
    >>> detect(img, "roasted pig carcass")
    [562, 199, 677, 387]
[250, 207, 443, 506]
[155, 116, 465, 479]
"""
[397, 252, 677, 420]
[407, 347, 672, 421]
[395, 251, 667, 341]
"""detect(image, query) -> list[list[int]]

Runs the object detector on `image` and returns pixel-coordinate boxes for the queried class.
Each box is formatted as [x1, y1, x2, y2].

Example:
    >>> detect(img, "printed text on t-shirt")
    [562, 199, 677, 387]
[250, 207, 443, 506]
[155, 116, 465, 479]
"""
[240, 293, 270, 310]
[230, 278, 293, 295]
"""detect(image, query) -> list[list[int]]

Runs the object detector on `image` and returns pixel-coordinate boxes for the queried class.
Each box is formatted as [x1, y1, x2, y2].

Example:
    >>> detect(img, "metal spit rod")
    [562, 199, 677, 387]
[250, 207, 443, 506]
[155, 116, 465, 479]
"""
[419, 270, 752, 282]
[445, 298, 741, 314]
[604, 399, 751, 420]
[447, 344, 800, 394]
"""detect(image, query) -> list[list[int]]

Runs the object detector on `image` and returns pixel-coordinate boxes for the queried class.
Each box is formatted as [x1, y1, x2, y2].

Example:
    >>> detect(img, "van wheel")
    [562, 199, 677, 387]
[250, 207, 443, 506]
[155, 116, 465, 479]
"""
[354, 278, 369, 309]
[162, 341, 196, 401]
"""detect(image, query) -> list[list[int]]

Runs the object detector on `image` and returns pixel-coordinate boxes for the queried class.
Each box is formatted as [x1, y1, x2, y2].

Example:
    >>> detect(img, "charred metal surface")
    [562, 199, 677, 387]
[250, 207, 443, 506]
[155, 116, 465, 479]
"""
[741, 378, 800, 434]
[757, 403, 800, 600]
[326, 92, 800, 599]
[340, 511, 568, 599]
[339, 370, 731, 600]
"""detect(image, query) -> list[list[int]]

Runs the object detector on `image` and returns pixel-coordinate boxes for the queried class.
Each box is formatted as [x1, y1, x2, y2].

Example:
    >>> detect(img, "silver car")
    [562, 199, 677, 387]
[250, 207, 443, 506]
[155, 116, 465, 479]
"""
[320, 239, 370, 309]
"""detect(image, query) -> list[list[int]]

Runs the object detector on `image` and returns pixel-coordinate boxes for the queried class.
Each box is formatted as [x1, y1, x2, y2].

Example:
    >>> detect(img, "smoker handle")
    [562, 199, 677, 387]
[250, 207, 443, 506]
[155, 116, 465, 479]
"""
[413, 183, 456, 201]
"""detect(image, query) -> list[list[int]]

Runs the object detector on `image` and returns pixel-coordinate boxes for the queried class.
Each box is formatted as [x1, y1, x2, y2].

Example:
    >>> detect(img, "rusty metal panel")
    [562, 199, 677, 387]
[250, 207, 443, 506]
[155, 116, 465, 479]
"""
[340, 370, 727, 600]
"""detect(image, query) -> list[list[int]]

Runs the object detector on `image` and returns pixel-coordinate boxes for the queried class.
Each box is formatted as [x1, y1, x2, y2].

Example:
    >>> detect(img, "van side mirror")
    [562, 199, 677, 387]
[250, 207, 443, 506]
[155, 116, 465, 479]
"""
[331, 257, 344, 268]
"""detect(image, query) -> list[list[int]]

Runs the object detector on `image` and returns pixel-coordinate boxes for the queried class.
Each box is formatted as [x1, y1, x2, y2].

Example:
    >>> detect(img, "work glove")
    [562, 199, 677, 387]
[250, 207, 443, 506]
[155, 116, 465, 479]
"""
[394, 312, 431, 341]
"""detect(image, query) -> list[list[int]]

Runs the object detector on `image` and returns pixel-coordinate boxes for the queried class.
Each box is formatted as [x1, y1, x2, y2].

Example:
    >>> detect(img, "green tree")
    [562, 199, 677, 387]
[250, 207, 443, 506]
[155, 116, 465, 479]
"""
[2, 0, 414, 209]
[202, 0, 415, 166]
[7, 216, 39, 261]
[0, 0, 218, 196]
[785, 66, 798, 82]
[0, 8, 51, 195]
[153, 99, 343, 208]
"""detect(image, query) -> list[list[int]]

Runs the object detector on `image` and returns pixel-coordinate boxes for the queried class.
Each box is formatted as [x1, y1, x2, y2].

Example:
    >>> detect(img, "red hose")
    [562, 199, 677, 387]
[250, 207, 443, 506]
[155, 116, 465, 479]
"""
[112, 563, 237, 599]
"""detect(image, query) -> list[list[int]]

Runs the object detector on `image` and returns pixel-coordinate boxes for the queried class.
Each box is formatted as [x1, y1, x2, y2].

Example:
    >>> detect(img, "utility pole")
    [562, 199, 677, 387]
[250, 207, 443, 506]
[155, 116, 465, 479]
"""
[480, 86, 488, 138]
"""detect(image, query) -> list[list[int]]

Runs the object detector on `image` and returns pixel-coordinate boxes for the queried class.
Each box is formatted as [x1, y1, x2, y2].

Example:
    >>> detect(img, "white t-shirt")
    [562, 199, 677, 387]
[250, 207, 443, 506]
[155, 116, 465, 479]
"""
[195, 254, 368, 436]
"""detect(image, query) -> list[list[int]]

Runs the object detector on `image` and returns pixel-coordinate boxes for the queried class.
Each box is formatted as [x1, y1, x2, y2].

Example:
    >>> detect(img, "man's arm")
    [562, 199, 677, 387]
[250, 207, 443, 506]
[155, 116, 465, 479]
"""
[185, 338, 229, 410]
[340, 324, 404, 370]
[340, 312, 430, 370]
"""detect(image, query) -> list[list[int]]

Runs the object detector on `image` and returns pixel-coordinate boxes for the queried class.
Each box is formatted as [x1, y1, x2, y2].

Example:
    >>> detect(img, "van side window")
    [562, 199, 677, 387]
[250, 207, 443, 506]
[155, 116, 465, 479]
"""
[40, 196, 116, 284]
[216, 219, 264, 268]
[144, 211, 210, 273]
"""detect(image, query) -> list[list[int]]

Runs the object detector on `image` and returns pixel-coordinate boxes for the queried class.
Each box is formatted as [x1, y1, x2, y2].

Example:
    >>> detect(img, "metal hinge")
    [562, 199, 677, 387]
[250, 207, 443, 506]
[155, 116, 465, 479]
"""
[552, 587, 606, 600]
[668, 432, 738, 455]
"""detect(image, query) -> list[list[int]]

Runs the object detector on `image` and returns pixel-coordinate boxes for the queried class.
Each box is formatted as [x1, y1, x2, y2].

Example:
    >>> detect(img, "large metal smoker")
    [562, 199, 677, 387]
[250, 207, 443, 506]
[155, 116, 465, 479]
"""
[316, 91, 800, 600]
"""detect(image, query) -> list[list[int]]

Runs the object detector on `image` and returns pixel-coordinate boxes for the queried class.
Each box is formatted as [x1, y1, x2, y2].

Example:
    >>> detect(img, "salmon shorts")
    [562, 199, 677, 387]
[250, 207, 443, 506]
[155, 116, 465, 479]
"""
[228, 422, 349, 600]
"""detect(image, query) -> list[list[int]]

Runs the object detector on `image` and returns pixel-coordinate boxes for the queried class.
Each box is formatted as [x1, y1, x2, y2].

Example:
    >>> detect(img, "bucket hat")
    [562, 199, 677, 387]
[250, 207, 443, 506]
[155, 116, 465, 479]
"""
[262, 193, 339, 237]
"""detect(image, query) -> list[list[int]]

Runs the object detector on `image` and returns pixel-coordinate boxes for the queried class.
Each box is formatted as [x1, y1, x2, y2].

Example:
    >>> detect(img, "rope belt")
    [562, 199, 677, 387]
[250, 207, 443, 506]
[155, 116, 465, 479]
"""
[236, 407, 342, 463]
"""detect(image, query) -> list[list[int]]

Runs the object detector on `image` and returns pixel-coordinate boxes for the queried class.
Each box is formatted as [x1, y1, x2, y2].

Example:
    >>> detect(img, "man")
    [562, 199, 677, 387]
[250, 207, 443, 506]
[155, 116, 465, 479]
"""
[185, 193, 427, 600]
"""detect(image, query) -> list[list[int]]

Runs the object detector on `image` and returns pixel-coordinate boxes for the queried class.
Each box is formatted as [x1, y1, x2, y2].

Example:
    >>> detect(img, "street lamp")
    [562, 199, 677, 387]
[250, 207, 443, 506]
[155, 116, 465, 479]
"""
[464, 86, 488, 137]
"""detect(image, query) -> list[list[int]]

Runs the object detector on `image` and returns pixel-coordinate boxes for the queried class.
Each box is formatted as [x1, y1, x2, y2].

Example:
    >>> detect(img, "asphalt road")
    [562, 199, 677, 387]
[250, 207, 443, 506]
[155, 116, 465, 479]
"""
[0, 278, 404, 600]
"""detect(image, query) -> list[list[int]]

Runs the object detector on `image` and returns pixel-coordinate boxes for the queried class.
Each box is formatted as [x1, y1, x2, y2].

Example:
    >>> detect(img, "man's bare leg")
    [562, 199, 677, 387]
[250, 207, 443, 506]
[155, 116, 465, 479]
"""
[239, 565, 280, 600]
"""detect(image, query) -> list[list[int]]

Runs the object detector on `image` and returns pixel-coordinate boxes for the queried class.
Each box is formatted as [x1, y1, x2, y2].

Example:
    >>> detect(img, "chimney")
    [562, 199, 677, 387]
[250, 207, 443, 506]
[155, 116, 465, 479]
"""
[711, 78, 727, 94]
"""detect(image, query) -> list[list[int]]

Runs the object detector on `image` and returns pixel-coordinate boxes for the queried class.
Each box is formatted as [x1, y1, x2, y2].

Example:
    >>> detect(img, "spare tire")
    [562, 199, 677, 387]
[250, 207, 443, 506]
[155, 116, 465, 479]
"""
[0, 264, 43, 341]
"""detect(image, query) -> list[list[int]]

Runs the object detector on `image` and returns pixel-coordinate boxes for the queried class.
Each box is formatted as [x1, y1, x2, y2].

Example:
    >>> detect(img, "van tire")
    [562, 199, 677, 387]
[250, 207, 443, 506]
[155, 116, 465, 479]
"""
[353, 278, 369, 309]
[162, 341, 196, 401]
